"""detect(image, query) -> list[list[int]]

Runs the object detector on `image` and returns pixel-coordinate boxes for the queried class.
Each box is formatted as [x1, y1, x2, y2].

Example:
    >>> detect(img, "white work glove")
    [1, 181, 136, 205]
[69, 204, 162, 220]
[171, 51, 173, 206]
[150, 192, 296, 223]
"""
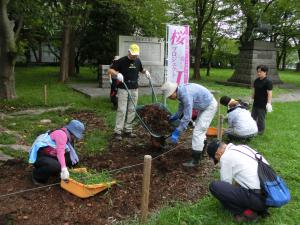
[145, 70, 151, 79]
[266, 103, 273, 113]
[60, 167, 69, 180]
[116, 73, 124, 83]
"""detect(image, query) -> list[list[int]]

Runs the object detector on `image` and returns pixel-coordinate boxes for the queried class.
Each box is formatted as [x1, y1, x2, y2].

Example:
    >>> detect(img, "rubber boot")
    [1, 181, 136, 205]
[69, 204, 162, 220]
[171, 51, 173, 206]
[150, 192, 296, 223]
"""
[182, 150, 202, 167]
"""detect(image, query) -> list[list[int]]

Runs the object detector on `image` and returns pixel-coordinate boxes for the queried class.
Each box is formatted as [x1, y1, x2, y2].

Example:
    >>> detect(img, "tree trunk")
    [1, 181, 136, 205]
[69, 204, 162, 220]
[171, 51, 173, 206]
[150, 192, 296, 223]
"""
[193, 0, 215, 80]
[38, 40, 42, 63]
[279, 35, 288, 70]
[281, 51, 287, 71]
[60, 24, 71, 82]
[0, 0, 17, 99]
[276, 51, 282, 69]
[193, 34, 203, 80]
[30, 46, 39, 62]
[193, 0, 205, 80]
[206, 51, 214, 76]
[75, 52, 80, 74]
[296, 43, 300, 71]
[68, 27, 76, 76]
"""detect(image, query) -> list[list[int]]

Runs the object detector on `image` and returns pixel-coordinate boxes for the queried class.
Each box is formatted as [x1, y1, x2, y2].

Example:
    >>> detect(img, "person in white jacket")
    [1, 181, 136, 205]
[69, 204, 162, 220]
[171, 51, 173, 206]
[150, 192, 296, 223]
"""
[220, 96, 258, 141]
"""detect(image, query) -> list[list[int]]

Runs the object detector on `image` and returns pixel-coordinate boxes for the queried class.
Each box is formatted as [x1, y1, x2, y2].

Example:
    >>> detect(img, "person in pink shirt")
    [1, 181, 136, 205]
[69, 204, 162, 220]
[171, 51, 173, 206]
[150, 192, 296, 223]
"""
[31, 120, 85, 185]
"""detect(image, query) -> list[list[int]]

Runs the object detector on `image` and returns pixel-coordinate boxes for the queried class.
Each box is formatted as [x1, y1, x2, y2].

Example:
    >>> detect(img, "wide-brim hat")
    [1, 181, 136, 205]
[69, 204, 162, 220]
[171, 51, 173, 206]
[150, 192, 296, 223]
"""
[161, 82, 178, 98]
[65, 120, 85, 139]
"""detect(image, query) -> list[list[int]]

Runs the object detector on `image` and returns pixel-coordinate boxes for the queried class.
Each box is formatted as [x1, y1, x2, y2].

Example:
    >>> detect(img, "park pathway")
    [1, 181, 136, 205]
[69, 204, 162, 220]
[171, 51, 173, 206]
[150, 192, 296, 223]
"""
[68, 82, 300, 102]
[272, 89, 300, 102]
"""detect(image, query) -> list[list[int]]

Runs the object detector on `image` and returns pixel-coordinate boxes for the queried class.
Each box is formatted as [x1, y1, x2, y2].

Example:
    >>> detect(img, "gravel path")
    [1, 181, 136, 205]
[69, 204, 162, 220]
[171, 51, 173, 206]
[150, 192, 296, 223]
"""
[273, 89, 300, 102]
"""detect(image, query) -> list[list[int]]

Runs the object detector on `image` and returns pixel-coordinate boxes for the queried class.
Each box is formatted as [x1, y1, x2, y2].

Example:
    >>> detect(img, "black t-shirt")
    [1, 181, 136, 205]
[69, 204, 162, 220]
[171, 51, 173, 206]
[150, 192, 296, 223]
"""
[253, 77, 273, 108]
[111, 56, 143, 89]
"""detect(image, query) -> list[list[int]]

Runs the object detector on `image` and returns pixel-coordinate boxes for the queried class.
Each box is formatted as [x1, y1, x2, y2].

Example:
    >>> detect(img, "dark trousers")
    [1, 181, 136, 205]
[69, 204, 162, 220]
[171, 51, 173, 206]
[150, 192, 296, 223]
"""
[33, 150, 73, 183]
[251, 106, 266, 133]
[209, 181, 267, 215]
[225, 133, 255, 143]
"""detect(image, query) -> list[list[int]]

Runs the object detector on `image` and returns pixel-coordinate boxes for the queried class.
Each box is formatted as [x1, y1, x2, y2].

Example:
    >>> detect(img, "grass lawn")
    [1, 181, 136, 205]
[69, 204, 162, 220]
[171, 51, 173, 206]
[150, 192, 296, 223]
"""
[1, 66, 300, 224]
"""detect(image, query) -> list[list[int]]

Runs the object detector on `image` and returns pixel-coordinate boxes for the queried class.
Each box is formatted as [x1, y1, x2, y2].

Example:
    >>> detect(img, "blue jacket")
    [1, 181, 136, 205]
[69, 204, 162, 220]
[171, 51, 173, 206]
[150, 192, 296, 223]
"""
[175, 83, 214, 131]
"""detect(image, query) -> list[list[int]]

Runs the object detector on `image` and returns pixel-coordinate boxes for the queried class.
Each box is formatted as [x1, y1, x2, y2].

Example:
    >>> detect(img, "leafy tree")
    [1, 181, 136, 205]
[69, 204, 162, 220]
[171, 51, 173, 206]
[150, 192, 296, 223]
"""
[202, 1, 237, 76]
[78, 0, 169, 67]
[193, 0, 217, 80]
[265, 0, 300, 70]
[0, 0, 42, 99]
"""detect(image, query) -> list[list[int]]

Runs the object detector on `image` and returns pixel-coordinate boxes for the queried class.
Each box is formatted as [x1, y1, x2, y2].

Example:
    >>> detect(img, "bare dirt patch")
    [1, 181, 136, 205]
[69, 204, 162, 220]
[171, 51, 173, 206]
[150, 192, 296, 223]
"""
[0, 111, 215, 225]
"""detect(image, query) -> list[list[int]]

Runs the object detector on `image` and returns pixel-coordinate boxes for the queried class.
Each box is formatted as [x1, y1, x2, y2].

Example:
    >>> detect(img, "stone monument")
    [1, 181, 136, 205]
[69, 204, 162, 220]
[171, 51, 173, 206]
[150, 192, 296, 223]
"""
[99, 35, 165, 88]
[228, 40, 282, 86]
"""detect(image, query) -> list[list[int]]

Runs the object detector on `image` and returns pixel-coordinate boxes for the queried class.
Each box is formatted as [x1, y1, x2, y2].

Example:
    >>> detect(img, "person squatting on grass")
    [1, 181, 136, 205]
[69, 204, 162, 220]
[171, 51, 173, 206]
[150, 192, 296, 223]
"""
[29, 120, 85, 185]
[161, 82, 218, 167]
[207, 140, 269, 222]
[251, 64, 273, 135]
[220, 95, 258, 141]
[108, 44, 151, 141]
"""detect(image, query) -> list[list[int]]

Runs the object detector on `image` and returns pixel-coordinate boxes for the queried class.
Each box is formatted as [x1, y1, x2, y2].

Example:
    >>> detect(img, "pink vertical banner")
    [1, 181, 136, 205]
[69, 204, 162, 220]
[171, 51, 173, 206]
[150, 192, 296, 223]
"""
[167, 25, 190, 85]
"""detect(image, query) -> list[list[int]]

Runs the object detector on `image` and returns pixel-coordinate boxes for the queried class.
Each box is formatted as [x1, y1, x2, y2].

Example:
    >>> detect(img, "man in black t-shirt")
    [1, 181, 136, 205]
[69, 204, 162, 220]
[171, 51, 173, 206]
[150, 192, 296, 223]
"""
[251, 65, 273, 135]
[108, 44, 151, 140]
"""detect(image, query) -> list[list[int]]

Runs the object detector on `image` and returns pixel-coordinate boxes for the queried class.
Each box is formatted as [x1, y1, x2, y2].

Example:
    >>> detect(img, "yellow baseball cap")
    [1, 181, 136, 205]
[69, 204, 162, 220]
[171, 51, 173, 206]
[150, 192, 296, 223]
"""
[129, 44, 140, 56]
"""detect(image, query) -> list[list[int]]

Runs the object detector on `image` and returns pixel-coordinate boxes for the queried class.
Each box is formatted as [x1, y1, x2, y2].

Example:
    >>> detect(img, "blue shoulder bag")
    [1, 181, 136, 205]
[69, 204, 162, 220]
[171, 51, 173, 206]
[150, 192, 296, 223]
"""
[231, 146, 291, 207]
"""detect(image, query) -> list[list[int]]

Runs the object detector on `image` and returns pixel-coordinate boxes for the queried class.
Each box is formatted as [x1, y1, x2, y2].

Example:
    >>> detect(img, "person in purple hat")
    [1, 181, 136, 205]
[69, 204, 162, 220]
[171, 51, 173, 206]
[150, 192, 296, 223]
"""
[29, 120, 85, 185]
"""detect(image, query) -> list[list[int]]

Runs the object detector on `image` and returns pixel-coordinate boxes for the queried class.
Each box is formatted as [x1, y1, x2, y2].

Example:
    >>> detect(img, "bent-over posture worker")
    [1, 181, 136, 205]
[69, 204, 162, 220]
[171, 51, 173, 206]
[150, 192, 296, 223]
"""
[207, 140, 269, 222]
[29, 120, 85, 185]
[161, 82, 217, 167]
[220, 95, 258, 141]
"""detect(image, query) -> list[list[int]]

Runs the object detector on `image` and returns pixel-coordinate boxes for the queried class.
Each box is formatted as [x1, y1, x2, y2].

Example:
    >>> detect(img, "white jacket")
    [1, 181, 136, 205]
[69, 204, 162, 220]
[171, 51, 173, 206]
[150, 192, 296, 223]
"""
[227, 106, 258, 137]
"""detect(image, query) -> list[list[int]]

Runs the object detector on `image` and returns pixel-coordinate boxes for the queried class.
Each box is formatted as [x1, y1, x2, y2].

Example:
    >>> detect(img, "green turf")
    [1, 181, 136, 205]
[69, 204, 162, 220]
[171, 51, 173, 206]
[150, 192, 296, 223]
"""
[0, 66, 300, 224]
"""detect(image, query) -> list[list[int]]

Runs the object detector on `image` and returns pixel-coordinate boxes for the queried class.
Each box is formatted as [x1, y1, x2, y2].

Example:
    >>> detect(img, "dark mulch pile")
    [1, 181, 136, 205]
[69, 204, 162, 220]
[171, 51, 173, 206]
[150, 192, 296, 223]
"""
[0, 111, 216, 225]
[136, 104, 174, 136]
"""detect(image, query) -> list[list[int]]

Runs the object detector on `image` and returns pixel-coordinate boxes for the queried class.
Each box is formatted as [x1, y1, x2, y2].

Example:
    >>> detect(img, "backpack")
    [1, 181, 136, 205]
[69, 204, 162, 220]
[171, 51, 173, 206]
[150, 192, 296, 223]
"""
[236, 99, 250, 110]
[230, 146, 291, 207]
[255, 154, 291, 207]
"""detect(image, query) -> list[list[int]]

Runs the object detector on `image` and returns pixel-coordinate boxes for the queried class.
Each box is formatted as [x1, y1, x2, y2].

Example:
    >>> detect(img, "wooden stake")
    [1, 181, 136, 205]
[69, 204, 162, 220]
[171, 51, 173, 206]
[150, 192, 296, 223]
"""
[217, 115, 223, 141]
[141, 155, 152, 223]
[217, 97, 221, 140]
[44, 85, 48, 105]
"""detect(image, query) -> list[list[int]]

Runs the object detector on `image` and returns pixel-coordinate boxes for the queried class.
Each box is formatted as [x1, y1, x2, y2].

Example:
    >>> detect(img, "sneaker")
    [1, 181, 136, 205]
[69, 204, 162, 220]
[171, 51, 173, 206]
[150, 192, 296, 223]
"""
[124, 132, 137, 138]
[234, 209, 258, 222]
[114, 133, 122, 141]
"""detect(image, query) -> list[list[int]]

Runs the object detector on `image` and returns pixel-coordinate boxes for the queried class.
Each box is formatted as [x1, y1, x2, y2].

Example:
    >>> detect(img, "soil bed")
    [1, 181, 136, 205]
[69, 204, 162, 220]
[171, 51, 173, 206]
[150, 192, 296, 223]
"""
[0, 111, 215, 225]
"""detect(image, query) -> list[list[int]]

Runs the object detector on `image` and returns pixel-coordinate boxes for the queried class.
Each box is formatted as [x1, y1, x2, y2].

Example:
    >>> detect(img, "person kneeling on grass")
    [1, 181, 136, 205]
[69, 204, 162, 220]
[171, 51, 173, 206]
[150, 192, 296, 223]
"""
[207, 140, 269, 222]
[28, 120, 85, 185]
[220, 95, 258, 141]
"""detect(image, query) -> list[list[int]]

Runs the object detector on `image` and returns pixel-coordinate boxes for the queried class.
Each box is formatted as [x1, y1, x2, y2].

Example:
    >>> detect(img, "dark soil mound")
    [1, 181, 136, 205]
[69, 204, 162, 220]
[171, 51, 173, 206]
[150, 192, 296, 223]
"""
[137, 104, 174, 136]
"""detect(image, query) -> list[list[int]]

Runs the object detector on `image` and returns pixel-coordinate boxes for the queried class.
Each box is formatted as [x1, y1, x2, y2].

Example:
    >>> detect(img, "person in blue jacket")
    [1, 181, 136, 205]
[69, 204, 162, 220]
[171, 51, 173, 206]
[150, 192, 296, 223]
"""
[161, 82, 217, 167]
